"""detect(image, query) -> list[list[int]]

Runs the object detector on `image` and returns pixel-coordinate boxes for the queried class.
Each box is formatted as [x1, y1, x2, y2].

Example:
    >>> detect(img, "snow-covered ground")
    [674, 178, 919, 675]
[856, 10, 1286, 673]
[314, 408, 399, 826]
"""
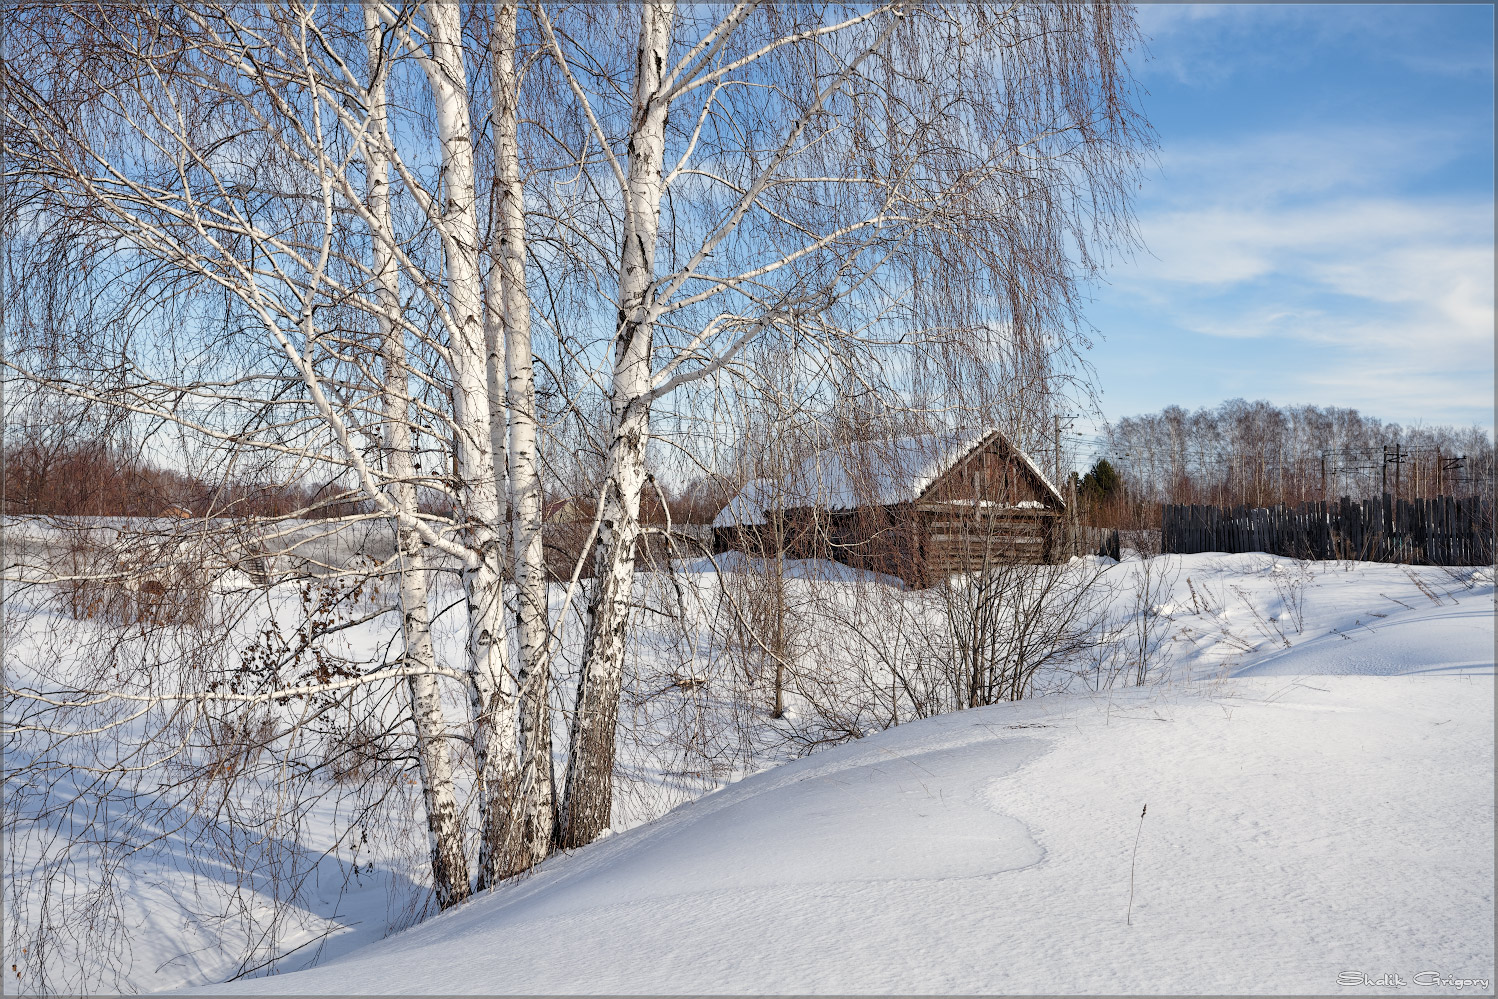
[190, 673, 1494, 996]
[197, 556, 1492, 996]
[6, 552, 1493, 995]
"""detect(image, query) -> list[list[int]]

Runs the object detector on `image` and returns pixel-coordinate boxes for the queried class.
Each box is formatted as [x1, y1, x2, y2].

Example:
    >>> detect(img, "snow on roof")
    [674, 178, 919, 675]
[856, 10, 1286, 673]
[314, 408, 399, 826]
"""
[779, 427, 997, 512]
[1006, 436, 1066, 507]
[711, 478, 777, 528]
[713, 428, 1064, 528]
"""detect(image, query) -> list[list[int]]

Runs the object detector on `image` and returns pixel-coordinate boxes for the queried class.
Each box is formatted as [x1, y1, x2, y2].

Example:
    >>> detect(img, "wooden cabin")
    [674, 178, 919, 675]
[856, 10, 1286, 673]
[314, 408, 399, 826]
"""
[712, 428, 1065, 587]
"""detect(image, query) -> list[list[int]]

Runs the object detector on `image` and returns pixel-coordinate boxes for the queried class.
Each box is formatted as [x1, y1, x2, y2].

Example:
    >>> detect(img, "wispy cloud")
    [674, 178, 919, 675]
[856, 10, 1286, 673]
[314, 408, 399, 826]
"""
[1090, 6, 1493, 430]
[1134, 197, 1491, 295]
[1099, 124, 1492, 425]
[1133, 5, 1495, 86]
[1153, 125, 1480, 201]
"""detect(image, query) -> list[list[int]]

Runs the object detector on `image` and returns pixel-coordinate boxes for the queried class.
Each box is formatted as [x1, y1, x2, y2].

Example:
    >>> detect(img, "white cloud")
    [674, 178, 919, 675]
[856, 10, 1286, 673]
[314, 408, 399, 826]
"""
[1294, 363, 1495, 422]
[1117, 120, 1493, 347]
[1152, 125, 1476, 201]
[1096, 123, 1493, 428]
[1132, 5, 1319, 86]
[1122, 124, 1491, 318]
[1133, 197, 1491, 290]
[1132, 5, 1494, 85]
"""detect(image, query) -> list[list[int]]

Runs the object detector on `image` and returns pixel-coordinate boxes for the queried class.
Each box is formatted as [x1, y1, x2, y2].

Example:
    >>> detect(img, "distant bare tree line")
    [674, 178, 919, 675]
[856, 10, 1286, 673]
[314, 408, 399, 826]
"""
[1084, 399, 1495, 529]
[2, 433, 431, 521]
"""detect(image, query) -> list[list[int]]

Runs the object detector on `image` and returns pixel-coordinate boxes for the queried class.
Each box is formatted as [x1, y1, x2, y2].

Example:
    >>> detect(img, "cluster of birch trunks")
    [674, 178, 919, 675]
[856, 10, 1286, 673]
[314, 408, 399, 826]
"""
[3, 4, 1153, 972]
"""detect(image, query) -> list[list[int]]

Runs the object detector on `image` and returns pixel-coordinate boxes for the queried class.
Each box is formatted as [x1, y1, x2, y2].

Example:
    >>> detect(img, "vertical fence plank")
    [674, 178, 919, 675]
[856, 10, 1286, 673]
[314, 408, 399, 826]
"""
[1156, 494, 1488, 565]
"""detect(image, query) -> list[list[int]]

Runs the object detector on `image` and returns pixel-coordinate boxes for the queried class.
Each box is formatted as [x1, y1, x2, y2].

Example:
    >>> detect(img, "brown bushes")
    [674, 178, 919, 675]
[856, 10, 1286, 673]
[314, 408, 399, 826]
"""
[51, 530, 209, 627]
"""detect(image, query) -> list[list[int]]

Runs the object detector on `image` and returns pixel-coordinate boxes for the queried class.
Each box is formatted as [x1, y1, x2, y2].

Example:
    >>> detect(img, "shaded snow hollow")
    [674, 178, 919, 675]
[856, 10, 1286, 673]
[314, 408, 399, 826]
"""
[190, 576, 1495, 996]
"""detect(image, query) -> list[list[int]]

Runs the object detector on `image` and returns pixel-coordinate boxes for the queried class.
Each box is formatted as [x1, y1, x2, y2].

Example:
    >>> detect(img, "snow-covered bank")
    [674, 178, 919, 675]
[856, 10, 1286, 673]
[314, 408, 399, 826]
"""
[10, 553, 1492, 994]
[191, 671, 1493, 995]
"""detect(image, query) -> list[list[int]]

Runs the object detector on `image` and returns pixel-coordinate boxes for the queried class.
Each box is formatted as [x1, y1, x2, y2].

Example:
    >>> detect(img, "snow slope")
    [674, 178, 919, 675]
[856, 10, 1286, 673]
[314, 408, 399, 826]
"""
[186, 570, 1494, 996]
[1234, 608, 1492, 677]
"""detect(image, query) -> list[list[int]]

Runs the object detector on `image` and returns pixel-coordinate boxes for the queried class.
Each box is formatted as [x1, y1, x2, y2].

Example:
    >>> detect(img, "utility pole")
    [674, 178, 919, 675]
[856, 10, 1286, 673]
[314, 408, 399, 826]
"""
[1055, 414, 1078, 557]
[1384, 443, 1407, 500]
[1054, 415, 1063, 497]
[1054, 414, 1069, 556]
[1277, 446, 1283, 506]
[1442, 454, 1466, 494]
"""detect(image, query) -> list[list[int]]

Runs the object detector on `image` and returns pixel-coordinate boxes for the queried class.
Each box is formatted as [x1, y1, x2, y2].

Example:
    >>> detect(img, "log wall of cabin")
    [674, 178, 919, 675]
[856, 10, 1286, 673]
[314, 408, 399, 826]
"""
[914, 503, 1059, 581]
[713, 437, 1064, 586]
[906, 438, 1062, 584]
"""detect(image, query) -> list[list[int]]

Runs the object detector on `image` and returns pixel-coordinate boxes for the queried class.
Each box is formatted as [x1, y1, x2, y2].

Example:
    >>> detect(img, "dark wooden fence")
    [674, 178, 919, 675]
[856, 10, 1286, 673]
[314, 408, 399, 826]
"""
[1161, 494, 1494, 566]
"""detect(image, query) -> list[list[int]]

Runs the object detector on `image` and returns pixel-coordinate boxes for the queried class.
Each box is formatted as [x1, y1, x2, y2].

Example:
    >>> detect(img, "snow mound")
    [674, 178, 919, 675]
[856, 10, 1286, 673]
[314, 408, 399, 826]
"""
[189, 673, 1494, 995]
[1234, 606, 1495, 677]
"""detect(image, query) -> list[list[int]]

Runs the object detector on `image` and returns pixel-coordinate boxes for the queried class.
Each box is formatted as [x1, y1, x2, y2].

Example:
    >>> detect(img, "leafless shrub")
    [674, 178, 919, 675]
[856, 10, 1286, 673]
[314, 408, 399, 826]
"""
[48, 527, 210, 628]
[1120, 528, 1163, 558]
[1173, 572, 1258, 659]
[717, 553, 797, 717]
[741, 551, 1117, 753]
[1123, 555, 1180, 685]
[937, 558, 1113, 704]
[1267, 560, 1312, 635]
[811, 579, 949, 729]
[200, 712, 281, 782]
[322, 719, 388, 787]
[608, 566, 769, 825]
[3, 536, 442, 994]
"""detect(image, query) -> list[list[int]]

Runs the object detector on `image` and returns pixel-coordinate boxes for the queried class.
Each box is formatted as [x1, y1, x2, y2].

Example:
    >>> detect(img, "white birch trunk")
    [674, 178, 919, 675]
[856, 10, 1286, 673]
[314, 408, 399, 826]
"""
[558, 0, 675, 850]
[363, 7, 469, 909]
[485, 2, 556, 883]
[421, 1, 518, 884]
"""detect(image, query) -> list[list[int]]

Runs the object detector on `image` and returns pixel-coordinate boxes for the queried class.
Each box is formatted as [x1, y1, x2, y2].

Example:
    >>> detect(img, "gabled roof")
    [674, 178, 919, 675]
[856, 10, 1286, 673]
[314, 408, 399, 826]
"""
[544, 496, 592, 523]
[711, 478, 777, 529]
[713, 427, 1064, 529]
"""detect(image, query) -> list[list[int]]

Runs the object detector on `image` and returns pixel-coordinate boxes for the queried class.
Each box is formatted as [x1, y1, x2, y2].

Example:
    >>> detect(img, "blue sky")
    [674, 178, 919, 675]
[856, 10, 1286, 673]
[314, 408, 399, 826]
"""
[1081, 4, 1494, 434]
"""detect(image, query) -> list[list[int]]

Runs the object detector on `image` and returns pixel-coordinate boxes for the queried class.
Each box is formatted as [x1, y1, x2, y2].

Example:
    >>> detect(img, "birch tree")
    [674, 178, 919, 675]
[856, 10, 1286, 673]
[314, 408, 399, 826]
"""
[489, 1, 555, 880]
[1, 1, 527, 920]
[539, 0, 1149, 847]
[360, 3, 469, 908]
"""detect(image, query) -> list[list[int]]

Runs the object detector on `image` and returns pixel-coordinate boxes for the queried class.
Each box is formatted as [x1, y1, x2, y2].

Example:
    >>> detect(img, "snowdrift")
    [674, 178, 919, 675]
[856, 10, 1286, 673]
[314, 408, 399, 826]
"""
[10, 553, 1484, 995]
[192, 674, 1493, 993]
